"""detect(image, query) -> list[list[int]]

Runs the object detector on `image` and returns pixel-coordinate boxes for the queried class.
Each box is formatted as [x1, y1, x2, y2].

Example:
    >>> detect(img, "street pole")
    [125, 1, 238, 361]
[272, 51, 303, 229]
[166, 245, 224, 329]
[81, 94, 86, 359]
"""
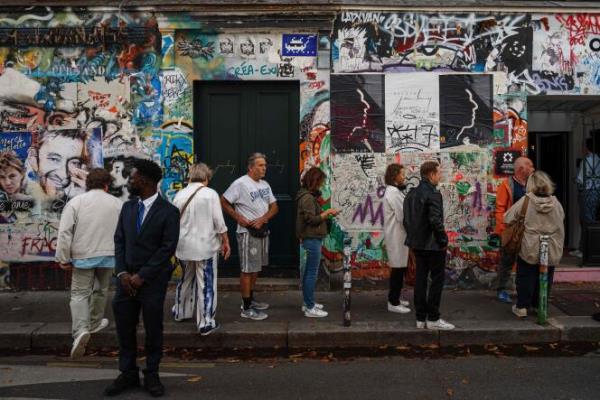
[538, 235, 550, 325]
[342, 230, 352, 327]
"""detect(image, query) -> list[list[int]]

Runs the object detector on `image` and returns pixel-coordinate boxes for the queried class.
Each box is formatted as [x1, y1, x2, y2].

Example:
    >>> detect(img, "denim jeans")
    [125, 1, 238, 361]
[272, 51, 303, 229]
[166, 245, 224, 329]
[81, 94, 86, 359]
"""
[579, 189, 600, 251]
[301, 238, 322, 309]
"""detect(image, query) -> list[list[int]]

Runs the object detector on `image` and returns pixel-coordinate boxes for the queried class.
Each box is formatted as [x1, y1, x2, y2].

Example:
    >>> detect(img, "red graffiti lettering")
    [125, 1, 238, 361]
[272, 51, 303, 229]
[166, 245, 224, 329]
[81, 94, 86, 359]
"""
[308, 80, 325, 89]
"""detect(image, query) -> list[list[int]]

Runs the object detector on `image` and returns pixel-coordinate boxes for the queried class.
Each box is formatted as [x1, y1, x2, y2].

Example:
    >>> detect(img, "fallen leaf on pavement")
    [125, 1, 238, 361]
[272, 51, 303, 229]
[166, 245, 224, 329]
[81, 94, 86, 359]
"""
[187, 376, 202, 383]
[461, 379, 469, 384]
[523, 345, 540, 352]
[447, 388, 454, 397]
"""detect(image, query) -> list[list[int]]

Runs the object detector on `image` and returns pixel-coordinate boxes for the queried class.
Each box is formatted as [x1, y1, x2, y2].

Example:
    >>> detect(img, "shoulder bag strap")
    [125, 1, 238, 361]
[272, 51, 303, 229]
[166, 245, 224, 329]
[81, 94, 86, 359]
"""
[179, 185, 205, 221]
[519, 195, 530, 220]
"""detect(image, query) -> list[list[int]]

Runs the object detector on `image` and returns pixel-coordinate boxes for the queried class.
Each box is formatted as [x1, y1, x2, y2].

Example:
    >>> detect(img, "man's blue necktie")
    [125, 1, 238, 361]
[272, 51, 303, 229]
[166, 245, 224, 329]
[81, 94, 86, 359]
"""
[136, 201, 145, 233]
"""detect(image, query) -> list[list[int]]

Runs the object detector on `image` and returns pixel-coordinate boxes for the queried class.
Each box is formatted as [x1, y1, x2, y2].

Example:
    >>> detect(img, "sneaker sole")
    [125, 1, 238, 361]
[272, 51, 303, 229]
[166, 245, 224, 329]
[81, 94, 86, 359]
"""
[304, 313, 328, 318]
[240, 312, 268, 321]
[388, 307, 411, 314]
[426, 326, 455, 330]
[200, 325, 220, 336]
[240, 304, 270, 311]
[71, 332, 91, 358]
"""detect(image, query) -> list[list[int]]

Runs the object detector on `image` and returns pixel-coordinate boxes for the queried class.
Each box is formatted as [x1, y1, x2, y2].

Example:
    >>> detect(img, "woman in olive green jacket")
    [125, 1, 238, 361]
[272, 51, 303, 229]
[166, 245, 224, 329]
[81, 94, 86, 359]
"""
[296, 167, 338, 318]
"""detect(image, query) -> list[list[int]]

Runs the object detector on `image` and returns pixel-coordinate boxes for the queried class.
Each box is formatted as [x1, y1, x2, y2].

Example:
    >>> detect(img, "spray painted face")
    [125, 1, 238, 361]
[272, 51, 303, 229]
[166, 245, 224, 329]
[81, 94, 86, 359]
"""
[0, 166, 24, 195]
[37, 135, 85, 193]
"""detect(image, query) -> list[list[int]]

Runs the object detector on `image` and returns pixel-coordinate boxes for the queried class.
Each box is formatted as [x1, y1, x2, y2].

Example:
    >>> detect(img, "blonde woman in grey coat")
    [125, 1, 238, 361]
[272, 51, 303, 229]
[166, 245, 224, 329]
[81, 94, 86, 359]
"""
[504, 171, 564, 318]
[383, 163, 410, 314]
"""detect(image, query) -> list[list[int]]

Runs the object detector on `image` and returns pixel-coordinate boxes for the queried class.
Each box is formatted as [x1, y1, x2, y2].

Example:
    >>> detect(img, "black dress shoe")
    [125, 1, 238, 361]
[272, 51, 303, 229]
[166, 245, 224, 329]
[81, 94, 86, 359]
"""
[104, 369, 140, 396]
[143, 370, 165, 397]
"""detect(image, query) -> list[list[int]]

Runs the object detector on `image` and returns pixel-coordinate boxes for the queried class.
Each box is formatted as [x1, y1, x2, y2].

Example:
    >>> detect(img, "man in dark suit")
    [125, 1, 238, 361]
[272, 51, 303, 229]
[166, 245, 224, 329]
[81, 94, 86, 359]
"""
[104, 159, 179, 398]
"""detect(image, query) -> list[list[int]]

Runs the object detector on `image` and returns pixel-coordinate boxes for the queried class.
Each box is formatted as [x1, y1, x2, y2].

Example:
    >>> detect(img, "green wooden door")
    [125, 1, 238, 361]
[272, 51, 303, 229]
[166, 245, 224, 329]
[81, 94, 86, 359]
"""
[195, 81, 300, 268]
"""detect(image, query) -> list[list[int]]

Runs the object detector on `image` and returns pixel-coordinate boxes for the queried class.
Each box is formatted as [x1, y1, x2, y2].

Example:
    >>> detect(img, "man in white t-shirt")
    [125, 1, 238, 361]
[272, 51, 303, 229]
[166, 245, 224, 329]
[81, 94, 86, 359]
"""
[221, 153, 278, 321]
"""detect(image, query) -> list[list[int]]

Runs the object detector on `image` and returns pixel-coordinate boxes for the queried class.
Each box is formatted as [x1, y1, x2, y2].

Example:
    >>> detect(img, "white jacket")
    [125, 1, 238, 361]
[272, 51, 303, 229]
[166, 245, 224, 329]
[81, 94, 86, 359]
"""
[55, 189, 123, 263]
[173, 183, 227, 261]
[383, 185, 409, 268]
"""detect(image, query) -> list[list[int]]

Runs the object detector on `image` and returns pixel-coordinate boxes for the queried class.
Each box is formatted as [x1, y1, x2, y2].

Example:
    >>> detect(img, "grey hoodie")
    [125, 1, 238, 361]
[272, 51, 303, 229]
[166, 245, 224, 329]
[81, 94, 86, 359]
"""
[504, 193, 565, 266]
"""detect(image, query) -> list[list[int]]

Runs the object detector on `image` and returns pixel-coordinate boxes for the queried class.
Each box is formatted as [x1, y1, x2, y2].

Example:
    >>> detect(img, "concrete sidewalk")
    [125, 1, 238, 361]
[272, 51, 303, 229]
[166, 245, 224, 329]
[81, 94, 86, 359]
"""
[1, 287, 599, 354]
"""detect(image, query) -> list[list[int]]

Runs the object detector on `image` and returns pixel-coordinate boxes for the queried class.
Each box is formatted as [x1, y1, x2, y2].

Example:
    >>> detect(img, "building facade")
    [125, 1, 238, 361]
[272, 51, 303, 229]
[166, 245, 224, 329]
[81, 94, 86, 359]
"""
[0, 2, 599, 289]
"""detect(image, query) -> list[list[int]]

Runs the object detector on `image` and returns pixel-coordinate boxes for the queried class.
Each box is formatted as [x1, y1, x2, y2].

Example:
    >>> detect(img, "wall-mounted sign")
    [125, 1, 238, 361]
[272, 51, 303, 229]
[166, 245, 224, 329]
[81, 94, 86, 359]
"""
[282, 34, 317, 56]
[494, 149, 522, 176]
[0, 26, 159, 48]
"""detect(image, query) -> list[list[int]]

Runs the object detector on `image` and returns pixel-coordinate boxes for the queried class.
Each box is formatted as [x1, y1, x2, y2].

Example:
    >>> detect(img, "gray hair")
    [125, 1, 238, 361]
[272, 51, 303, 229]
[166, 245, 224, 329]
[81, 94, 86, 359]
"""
[247, 152, 266, 169]
[526, 171, 555, 196]
[189, 163, 213, 183]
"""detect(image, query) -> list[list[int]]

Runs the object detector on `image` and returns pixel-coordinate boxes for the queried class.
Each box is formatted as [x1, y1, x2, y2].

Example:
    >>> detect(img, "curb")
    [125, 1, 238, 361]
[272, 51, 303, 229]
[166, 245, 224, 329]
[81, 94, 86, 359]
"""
[2, 319, 599, 354]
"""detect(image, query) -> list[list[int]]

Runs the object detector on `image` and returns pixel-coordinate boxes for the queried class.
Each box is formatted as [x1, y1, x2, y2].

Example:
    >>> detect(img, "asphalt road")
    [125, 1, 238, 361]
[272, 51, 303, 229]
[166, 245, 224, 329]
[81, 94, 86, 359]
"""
[1, 353, 599, 400]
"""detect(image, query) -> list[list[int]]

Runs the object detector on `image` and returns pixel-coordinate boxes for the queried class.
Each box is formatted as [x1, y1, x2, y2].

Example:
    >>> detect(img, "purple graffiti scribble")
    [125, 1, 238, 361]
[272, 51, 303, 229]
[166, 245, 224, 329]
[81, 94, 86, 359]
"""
[352, 194, 384, 226]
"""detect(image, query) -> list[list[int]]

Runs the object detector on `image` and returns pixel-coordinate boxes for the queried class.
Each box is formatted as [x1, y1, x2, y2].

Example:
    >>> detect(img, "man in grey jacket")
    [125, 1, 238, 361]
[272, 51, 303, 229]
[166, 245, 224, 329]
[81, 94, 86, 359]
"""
[55, 168, 123, 358]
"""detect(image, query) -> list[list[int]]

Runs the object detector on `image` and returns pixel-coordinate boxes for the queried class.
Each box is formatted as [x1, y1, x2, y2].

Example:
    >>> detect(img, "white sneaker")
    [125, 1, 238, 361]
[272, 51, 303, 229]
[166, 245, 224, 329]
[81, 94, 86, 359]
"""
[416, 321, 426, 329]
[70, 331, 90, 358]
[569, 250, 583, 258]
[301, 302, 324, 312]
[304, 307, 328, 318]
[512, 305, 528, 318]
[426, 319, 455, 330]
[387, 302, 411, 314]
[399, 299, 410, 307]
[90, 318, 109, 334]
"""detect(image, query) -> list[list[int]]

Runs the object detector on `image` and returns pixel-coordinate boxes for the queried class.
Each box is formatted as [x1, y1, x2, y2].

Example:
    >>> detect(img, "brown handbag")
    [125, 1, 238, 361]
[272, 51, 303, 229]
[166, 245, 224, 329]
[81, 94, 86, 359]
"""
[501, 196, 530, 255]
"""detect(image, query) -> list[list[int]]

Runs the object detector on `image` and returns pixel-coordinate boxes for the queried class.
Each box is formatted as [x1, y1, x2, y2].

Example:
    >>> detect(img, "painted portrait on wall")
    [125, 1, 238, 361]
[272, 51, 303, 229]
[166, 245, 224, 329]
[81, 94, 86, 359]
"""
[331, 74, 385, 153]
[439, 74, 493, 148]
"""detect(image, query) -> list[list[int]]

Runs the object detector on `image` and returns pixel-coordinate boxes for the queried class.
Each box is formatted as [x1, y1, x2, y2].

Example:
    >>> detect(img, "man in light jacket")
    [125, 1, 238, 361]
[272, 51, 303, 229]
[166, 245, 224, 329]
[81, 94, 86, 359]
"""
[172, 163, 230, 335]
[56, 168, 123, 358]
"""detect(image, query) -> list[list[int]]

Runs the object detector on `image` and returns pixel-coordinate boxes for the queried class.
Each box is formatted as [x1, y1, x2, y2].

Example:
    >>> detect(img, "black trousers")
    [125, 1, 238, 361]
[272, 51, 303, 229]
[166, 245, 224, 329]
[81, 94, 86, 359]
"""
[113, 268, 170, 374]
[413, 250, 446, 322]
[388, 268, 406, 306]
[516, 257, 555, 309]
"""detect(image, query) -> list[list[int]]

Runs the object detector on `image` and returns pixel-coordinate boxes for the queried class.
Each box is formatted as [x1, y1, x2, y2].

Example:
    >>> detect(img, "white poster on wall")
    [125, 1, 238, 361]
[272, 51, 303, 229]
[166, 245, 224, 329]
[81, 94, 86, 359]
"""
[385, 73, 440, 153]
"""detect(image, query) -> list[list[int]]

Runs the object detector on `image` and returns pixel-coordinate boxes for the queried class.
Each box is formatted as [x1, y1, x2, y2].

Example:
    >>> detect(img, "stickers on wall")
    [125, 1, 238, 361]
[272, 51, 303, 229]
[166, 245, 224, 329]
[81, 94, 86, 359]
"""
[494, 148, 523, 176]
[282, 34, 317, 57]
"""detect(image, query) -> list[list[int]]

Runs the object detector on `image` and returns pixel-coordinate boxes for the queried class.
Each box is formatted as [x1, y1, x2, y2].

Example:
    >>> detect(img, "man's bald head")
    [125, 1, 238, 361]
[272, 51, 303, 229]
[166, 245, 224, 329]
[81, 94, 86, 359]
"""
[514, 156, 534, 181]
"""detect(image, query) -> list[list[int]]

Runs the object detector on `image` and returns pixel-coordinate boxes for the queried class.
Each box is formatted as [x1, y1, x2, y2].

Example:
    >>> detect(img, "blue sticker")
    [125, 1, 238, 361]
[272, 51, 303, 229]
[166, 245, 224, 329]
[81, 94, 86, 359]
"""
[282, 34, 317, 57]
[0, 132, 32, 161]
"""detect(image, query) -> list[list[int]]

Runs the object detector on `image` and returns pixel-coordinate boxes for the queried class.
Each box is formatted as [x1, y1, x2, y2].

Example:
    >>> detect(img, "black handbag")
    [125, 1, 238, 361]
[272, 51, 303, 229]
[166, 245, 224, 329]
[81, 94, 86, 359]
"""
[248, 223, 269, 238]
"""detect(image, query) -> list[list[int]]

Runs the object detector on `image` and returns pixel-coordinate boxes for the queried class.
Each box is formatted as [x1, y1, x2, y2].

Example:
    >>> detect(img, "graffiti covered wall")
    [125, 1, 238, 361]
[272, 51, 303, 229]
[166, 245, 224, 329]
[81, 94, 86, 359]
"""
[327, 10, 600, 287]
[1, 6, 600, 289]
[0, 7, 327, 272]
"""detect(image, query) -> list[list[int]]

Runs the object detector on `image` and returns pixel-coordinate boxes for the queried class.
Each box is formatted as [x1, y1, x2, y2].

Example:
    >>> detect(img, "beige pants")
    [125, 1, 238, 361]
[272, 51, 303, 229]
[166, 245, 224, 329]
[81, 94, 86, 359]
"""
[70, 268, 112, 338]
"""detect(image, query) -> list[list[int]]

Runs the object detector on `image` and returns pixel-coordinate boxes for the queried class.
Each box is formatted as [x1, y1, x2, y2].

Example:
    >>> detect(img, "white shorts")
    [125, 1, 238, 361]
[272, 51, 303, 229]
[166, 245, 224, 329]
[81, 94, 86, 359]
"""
[237, 232, 269, 273]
